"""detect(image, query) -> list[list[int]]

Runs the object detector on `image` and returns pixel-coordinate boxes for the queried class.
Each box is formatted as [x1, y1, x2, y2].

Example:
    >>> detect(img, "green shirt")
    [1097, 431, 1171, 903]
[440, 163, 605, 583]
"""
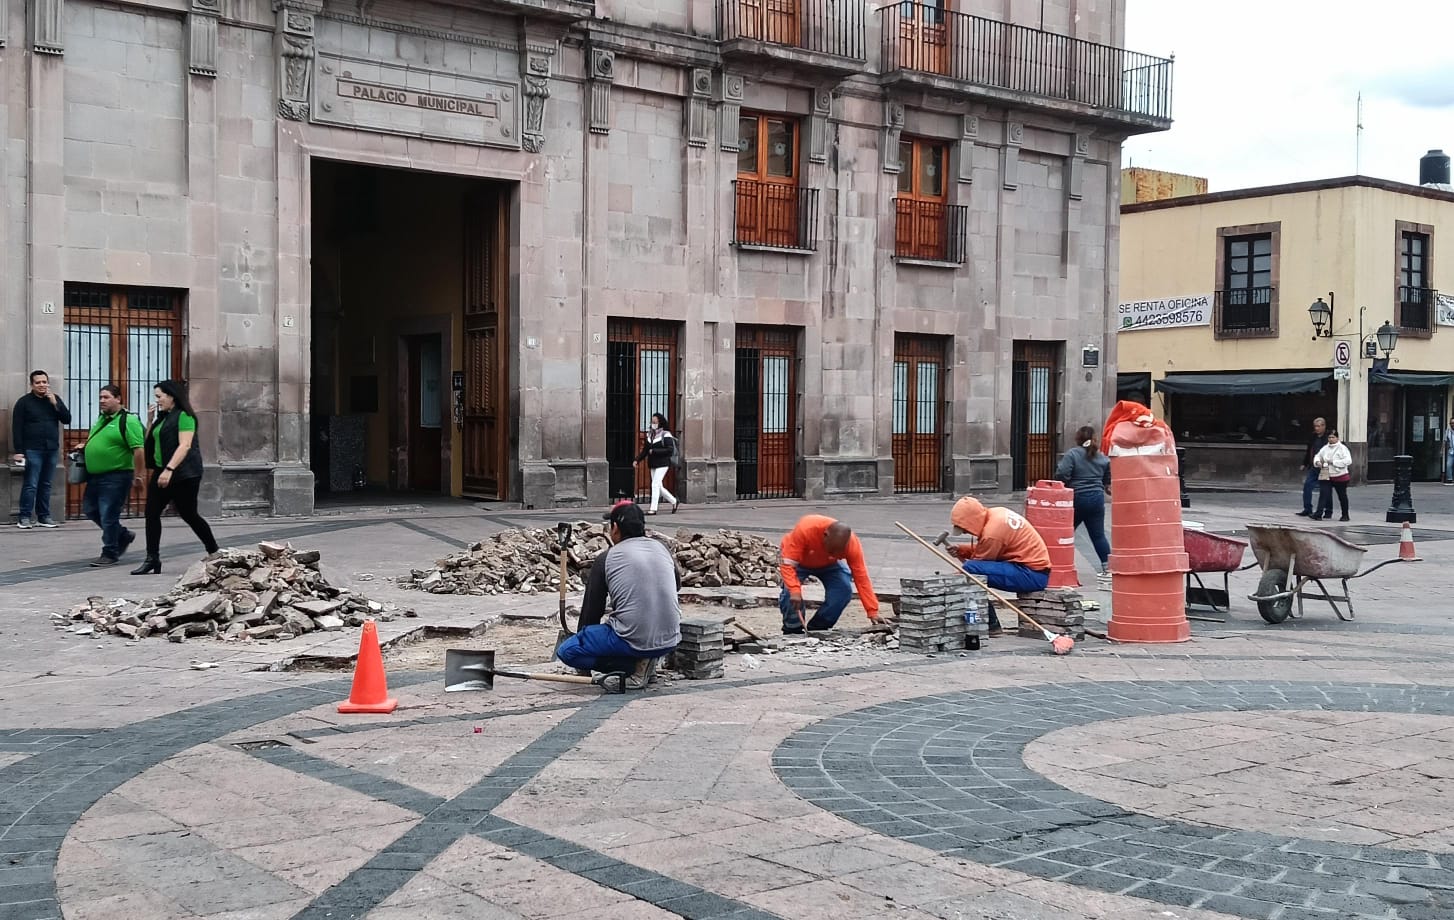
[84, 410, 144, 475]
[154, 411, 197, 467]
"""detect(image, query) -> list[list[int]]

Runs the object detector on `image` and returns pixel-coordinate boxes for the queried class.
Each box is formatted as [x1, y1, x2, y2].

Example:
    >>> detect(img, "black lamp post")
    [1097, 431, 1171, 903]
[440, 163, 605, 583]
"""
[1307, 294, 1333, 338]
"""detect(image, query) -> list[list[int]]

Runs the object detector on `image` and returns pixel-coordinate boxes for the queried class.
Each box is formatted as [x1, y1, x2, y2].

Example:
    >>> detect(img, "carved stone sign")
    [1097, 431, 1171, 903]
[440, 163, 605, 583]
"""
[313, 54, 520, 149]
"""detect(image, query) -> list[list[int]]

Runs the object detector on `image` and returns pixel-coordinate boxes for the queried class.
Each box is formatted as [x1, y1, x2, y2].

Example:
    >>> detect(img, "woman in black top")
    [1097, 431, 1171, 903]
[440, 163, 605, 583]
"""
[632, 413, 679, 515]
[132, 380, 219, 574]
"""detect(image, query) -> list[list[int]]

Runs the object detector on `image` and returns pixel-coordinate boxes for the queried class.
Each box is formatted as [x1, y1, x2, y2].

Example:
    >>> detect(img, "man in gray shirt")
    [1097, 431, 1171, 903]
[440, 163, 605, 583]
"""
[556, 500, 681, 688]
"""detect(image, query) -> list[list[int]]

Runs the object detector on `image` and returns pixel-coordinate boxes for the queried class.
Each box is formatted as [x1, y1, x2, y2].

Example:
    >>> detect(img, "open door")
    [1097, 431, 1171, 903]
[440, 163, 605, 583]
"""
[1011, 341, 1061, 490]
[403, 334, 444, 492]
[461, 188, 507, 499]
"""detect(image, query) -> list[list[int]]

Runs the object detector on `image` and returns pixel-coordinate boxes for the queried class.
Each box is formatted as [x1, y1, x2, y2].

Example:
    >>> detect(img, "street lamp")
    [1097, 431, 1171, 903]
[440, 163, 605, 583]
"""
[1374, 320, 1399, 356]
[1307, 294, 1334, 338]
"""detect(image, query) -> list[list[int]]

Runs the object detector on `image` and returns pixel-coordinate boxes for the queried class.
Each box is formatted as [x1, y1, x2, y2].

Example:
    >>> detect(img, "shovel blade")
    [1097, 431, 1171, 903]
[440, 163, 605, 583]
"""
[444, 648, 496, 692]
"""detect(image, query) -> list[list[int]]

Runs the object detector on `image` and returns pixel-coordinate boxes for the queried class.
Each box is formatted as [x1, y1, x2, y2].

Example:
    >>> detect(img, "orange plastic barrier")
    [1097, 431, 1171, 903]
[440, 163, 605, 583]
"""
[1107, 418, 1190, 643]
[1025, 480, 1079, 588]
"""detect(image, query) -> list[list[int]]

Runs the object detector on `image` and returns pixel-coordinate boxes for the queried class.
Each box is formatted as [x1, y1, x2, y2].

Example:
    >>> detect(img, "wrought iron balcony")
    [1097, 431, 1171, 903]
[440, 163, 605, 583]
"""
[893, 199, 968, 263]
[1398, 285, 1434, 332]
[733, 180, 820, 252]
[1215, 287, 1274, 333]
[719, 0, 867, 68]
[878, 3, 1173, 124]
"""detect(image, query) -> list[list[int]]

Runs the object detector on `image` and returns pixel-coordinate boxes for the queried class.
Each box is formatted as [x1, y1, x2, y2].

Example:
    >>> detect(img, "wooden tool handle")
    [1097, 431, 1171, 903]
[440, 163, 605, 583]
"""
[491, 668, 597, 686]
[892, 521, 1053, 636]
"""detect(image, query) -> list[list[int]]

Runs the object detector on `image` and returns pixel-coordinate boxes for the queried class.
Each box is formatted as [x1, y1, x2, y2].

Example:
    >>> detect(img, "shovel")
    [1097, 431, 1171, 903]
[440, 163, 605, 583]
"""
[445, 649, 626, 694]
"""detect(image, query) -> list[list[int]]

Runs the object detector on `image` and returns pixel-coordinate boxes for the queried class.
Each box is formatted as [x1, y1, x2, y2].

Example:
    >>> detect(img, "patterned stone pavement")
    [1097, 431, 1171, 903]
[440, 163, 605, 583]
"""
[2, 492, 1454, 919]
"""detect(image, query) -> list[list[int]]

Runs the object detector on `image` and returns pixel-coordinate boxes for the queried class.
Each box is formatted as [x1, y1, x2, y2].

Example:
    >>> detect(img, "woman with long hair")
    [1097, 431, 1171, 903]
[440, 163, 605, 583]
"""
[1054, 424, 1113, 588]
[632, 412, 679, 515]
[131, 380, 219, 574]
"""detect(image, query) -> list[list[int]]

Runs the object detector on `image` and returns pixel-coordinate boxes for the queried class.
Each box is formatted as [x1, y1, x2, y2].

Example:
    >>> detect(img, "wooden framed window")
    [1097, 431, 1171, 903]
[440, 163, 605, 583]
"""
[1396, 222, 1433, 334]
[1213, 222, 1280, 339]
[893, 137, 965, 262]
[734, 114, 814, 250]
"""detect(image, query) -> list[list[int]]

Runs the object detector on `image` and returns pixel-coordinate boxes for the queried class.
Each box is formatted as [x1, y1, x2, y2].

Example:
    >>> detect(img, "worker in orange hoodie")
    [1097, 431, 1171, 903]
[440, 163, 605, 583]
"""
[948, 496, 1052, 634]
[778, 515, 881, 634]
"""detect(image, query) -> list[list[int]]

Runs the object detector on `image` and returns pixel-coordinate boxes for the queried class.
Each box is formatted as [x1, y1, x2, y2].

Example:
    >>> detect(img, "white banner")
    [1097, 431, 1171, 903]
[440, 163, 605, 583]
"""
[1436, 291, 1454, 327]
[1116, 294, 1212, 332]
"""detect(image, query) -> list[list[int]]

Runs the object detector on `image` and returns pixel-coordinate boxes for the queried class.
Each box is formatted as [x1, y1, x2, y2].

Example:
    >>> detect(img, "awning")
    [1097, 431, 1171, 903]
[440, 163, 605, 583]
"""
[1154, 371, 1331, 397]
[1370, 371, 1454, 387]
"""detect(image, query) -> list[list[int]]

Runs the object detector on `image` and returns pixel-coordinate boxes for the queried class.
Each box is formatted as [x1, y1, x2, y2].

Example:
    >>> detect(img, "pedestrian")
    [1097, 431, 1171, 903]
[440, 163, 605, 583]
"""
[946, 496, 1051, 635]
[1444, 418, 1454, 485]
[10, 370, 71, 529]
[1054, 424, 1112, 589]
[632, 412, 679, 515]
[1296, 417, 1329, 517]
[1312, 429, 1353, 522]
[132, 380, 219, 575]
[555, 500, 680, 689]
[78, 385, 145, 566]
[778, 515, 883, 634]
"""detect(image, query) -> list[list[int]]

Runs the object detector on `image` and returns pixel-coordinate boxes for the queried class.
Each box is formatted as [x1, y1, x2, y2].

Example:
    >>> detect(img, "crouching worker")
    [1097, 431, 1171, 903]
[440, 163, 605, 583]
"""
[778, 515, 882, 634]
[556, 500, 681, 689]
[948, 496, 1052, 635]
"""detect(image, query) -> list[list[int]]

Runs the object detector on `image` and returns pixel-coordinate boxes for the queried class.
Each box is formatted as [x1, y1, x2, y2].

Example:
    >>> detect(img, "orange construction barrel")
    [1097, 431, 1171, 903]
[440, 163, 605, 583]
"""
[1025, 480, 1079, 588]
[1106, 419, 1190, 643]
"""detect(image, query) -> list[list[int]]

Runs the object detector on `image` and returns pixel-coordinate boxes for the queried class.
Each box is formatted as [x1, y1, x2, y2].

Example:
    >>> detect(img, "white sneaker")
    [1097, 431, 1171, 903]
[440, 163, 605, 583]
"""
[16, 519, 32, 529]
[36, 519, 58, 528]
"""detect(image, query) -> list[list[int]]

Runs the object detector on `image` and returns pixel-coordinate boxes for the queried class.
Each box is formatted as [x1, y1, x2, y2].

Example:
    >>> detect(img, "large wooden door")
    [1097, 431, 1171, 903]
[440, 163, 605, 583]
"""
[892, 335, 946, 493]
[734, 326, 798, 499]
[894, 138, 949, 261]
[898, 0, 949, 75]
[1011, 341, 1062, 490]
[62, 285, 185, 518]
[462, 188, 507, 499]
[736, 0, 800, 44]
[606, 320, 680, 502]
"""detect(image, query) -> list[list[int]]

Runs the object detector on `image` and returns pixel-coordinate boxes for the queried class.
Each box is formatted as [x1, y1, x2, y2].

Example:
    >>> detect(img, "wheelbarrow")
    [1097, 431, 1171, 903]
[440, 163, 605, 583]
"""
[1183, 524, 1250, 614]
[1244, 523, 1408, 624]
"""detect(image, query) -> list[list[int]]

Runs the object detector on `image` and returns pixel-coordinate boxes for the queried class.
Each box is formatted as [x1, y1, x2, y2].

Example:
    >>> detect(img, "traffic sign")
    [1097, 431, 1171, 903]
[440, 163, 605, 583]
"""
[1334, 341, 1351, 367]
[1333, 366, 1352, 380]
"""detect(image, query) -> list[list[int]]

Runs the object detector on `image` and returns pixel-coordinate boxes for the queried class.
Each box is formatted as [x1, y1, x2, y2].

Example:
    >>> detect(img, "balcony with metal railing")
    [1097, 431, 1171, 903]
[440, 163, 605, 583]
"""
[893, 199, 968, 264]
[719, 0, 867, 73]
[1215, 287, 1275, 336]
[733, 180, 820, 252]
[878, 3, 1173, 129]
[1398, 285, 1435, 334]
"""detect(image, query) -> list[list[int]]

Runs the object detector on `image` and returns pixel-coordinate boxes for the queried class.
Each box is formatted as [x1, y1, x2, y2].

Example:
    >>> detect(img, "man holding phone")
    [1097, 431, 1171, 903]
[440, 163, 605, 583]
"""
[11, 370, 71, 529]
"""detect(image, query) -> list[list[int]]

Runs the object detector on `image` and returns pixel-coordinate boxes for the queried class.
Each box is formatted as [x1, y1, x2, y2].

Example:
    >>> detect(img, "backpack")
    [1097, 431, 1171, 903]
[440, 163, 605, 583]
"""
[668, 432, 683, 469]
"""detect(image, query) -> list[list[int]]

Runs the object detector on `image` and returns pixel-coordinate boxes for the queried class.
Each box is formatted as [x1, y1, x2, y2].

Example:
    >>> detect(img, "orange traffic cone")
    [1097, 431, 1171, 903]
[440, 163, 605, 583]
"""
[338, 620, 398, 714]
[1398, 522, 1421, 561]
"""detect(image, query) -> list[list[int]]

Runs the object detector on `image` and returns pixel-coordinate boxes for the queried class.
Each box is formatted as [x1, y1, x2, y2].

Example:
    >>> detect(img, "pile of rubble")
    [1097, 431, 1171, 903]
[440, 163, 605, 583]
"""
[53, 542, 409, 643]
[401, 523, 781, 595]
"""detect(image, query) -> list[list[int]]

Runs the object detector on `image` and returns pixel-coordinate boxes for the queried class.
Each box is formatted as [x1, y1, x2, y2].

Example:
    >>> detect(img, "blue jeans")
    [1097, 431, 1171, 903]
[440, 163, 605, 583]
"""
[779, 562, 852, 631]
[556, 624, 672, 673]
[1301, 466, 1320, 514]
[1446, 449, 1453, 483]
[18, 448, 58, 522]
[1073, 490, 1111, 569]
[81, 471, 133, 559]
[962, 561, 1049, 630]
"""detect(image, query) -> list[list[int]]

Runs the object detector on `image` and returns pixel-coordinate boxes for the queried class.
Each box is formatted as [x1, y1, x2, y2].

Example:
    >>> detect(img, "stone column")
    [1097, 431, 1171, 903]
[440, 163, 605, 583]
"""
[187, 0, 223, 513]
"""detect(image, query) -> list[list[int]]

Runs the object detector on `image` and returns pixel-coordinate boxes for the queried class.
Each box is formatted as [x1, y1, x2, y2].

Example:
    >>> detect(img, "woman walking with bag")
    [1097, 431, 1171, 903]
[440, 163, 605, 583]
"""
[132, 380, 219, 574]
[1055, 425, 1113, 589]
[1312, 429, 1353, 521]
[632, 412, 679, 515]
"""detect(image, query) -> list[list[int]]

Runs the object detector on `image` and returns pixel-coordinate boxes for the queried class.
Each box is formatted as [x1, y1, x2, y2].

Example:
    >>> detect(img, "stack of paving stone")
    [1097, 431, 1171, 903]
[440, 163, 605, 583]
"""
[669, 618, 726, 679]
[1014, 590, 1087, 639]
[897, 576, 977, 652]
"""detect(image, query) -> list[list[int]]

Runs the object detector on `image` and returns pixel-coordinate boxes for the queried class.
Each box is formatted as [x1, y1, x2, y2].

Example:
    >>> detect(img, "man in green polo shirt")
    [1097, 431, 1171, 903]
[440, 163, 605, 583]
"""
[78, 385, 146, 566]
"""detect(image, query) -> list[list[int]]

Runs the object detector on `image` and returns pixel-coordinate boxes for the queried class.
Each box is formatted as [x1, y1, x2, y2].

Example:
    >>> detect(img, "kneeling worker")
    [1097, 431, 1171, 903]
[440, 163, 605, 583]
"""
[779, 515, 882, 633]
[556, 500, 681, 688]
[948, 496, 1051, 635]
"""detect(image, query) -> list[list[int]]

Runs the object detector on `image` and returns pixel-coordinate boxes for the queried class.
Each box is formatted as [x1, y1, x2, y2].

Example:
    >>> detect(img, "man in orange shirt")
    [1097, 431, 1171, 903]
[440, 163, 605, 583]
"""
[778, 515, 881, 634]
[948, 496, 1052, 634]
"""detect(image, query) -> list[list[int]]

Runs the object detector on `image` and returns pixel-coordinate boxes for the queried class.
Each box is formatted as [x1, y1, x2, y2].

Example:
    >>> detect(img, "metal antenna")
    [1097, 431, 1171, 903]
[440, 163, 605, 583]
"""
[1355, 92, 1364, 175]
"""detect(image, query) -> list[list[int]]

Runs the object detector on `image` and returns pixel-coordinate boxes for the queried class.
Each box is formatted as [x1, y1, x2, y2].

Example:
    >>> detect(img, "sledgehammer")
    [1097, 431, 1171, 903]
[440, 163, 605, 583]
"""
[894, 522, 1076, 655]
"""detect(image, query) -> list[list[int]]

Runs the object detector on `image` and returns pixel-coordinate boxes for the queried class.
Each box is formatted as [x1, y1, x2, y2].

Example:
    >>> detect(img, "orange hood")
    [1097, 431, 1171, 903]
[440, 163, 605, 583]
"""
[951, 496, 988, 536]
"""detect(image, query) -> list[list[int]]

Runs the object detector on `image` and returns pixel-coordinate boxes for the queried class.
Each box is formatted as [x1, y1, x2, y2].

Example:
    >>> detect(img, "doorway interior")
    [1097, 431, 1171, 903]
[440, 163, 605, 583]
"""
[309, 160, 510, 499]
[1011, 341, 1063, 490]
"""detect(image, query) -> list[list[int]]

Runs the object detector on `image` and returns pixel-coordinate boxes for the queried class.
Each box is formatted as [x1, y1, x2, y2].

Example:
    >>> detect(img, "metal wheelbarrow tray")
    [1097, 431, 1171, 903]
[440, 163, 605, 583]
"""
[1183, 527, 1250, 613]
[1244, 523, 1408, 624]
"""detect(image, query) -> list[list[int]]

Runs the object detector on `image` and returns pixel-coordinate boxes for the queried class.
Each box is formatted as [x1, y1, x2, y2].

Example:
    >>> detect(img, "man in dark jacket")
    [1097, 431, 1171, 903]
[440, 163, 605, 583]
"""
[11, 370, 72, 528]
[1297, 417, 1328, 518]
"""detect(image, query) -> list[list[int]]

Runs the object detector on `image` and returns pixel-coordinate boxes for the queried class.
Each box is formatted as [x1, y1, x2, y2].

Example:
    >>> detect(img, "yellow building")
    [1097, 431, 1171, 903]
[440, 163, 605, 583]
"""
[1118, 172, 1454, 486]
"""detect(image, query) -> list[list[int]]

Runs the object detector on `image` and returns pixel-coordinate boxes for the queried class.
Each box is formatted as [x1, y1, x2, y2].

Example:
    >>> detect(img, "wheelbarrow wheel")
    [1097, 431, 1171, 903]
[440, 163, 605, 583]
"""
[1256, 568, 1293, 624]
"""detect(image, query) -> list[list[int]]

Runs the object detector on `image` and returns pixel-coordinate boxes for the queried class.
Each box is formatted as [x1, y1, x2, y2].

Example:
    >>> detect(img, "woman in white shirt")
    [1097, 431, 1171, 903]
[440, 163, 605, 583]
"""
[1312, 429, 1353, 521]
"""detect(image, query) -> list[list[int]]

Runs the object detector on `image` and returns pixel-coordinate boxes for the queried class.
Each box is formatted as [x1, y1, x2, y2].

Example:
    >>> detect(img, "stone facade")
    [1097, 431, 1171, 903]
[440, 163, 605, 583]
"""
[1, 0, 1170, 516]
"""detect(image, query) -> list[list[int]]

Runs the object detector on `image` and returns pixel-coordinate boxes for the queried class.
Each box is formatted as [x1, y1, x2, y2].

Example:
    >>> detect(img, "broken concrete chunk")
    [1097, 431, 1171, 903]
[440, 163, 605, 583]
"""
[293, 599, 344, 616]
[258, 541, 288, 558]
[313, 614, 345, 631]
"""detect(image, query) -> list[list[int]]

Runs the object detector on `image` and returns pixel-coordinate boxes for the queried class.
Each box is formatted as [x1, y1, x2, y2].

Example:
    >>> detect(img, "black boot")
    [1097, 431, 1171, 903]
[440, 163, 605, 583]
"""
[130, 556, 161, 575]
